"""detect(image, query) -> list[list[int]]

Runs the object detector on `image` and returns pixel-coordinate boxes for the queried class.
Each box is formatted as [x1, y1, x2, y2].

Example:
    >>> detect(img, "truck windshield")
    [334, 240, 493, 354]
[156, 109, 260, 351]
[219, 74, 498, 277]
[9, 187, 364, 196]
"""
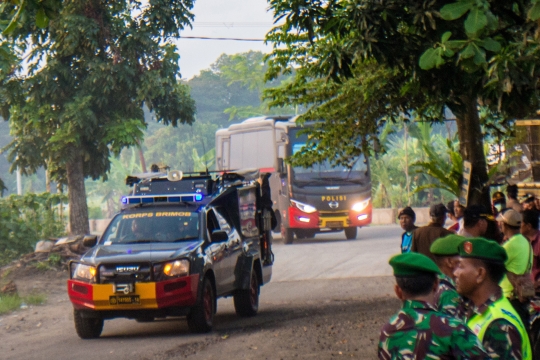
[290, 142, 369, 183]
[100, 210, 200, 245]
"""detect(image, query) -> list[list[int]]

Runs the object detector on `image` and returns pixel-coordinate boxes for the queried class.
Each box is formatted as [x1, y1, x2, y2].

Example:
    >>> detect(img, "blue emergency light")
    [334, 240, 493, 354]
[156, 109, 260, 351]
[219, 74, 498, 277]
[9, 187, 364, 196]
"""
[121, 193, 204, 205]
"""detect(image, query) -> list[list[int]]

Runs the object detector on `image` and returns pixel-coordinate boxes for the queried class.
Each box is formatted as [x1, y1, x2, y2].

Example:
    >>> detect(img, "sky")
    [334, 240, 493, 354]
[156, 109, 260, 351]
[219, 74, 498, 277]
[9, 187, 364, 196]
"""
[175, 0, 275, 80]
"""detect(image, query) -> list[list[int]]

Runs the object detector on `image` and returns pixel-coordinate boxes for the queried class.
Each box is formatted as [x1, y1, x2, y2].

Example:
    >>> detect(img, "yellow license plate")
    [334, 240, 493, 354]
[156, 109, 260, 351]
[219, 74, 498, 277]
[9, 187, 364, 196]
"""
[326, 221, 343, 228]
[109, 295, 140, 305]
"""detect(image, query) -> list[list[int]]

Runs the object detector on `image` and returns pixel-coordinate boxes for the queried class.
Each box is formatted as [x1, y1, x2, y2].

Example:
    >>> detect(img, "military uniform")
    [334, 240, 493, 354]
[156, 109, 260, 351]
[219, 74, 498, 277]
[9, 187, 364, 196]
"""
[379, 299, 488, 359]
[435, 274, 467, 321]
[378, 252, 488, 359]
[430, 234, 467, 321]
[458, 238, 532, 360]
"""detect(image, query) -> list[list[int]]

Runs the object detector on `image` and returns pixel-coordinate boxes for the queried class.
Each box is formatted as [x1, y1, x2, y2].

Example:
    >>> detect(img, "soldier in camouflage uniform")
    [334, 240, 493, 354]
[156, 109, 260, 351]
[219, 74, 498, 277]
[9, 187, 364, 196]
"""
[454, 238, 532, 359]
[430, 234, 468, 321]
[378, 252, 488, 359]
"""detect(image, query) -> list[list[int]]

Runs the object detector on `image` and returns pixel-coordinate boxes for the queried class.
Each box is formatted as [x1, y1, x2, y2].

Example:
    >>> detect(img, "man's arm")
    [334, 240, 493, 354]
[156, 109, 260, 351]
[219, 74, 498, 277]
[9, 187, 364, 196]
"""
[482, 319, 523, 359]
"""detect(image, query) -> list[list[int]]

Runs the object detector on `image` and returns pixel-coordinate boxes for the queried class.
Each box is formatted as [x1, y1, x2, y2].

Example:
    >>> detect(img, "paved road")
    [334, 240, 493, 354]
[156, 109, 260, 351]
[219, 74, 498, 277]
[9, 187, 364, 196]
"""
[2, 225, 402, 360]
[271, 224, 402, 281]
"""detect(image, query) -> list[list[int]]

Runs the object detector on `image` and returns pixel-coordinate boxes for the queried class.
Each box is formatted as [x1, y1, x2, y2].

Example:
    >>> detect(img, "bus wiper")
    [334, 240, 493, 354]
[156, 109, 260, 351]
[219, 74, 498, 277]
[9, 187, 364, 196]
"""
[173, 236, 198, 242]
[124, 239, 160, 244]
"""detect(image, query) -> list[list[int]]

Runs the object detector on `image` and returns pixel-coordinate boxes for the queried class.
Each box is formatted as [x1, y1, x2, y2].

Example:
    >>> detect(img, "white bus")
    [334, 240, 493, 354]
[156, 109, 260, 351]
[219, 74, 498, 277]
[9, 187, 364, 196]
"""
[216, 116, 372, 244]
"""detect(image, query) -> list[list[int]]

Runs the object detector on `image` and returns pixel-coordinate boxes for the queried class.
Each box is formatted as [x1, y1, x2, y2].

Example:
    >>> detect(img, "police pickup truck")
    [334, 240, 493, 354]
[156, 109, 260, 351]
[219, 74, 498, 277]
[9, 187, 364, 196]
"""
[67, 170, 273, 338]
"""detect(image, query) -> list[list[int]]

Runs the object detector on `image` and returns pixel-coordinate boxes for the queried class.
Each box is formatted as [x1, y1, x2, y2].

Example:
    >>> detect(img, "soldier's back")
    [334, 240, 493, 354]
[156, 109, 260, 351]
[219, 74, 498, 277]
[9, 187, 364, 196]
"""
[378, 300, 487, 359]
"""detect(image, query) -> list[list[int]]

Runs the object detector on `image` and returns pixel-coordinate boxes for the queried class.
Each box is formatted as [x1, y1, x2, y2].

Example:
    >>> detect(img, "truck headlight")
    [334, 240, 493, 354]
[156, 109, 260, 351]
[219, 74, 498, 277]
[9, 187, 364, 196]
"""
[162, 259, 190, 278]
[72, 264, 97, 283]
[291, 199, 317, 214]
[352, 198, 371, 212]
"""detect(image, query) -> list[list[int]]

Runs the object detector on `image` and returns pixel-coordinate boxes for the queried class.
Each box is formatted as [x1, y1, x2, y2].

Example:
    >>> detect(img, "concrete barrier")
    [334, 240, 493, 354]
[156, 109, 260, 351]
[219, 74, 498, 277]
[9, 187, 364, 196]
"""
[89, 207, 434, 234]
[371, 207, 432, 226]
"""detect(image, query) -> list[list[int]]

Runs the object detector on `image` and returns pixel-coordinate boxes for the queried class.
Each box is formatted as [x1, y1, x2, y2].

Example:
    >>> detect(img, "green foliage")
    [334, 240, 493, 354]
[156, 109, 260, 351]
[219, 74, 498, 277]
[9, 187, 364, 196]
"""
[0, 293, 47, 315]
[0, 192, 67, 264]
[1, 0, 197, 234]
[265, 0, 540, 208]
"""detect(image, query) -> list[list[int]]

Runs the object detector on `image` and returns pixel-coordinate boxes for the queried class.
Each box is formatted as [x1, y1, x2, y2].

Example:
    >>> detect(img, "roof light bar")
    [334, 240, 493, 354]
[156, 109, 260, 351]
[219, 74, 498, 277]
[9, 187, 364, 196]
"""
[121, 194, 204, 205]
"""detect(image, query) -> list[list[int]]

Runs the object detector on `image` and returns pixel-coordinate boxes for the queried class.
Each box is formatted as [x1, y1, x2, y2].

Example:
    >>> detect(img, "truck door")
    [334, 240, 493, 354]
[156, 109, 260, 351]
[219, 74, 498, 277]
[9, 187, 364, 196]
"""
[205, 208, 229, 295]
[214, 207, 242, 293]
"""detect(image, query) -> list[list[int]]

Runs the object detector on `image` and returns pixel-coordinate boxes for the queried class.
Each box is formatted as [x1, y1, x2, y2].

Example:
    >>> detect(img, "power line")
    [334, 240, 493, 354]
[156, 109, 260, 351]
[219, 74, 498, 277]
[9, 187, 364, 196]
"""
[192, 22, 282, 28]
[179, 36, 265, 42]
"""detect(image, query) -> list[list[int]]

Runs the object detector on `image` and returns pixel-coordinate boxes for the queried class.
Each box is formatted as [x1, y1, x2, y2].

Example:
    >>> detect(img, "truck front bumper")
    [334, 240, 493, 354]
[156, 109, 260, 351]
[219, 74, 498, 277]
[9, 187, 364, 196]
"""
[68, 274, 199, 312]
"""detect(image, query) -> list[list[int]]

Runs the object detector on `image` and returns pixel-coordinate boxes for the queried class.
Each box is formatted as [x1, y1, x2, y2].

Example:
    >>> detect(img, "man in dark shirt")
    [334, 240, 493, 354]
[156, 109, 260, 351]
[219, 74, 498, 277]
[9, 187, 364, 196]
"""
[411, 203, 453, 261]
[398, 206, 417, 253]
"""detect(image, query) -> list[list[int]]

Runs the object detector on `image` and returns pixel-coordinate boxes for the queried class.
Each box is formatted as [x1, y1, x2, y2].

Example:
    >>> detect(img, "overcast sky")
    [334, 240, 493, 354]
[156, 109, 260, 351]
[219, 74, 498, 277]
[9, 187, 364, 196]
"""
[175, 0, 275, 80]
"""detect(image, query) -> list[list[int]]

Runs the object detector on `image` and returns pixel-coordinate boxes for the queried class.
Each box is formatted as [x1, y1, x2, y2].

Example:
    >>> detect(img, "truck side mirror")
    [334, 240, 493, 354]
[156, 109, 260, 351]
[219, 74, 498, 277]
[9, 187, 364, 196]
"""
[277, 158, 286, 177]
[211, 230, 228, 243]
[83, 235, 98, 247]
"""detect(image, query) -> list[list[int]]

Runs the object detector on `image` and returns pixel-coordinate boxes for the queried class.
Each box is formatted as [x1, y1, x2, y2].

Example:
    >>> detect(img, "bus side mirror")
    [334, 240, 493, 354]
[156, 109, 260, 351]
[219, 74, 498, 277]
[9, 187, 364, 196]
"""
[83, 235, 98, 247]
[277, 158, 286, 177]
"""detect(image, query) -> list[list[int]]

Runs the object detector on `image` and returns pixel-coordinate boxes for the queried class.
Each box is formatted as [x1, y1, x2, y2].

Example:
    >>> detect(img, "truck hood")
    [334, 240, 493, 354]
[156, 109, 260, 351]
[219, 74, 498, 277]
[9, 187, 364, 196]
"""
[80, 241, 203, 265]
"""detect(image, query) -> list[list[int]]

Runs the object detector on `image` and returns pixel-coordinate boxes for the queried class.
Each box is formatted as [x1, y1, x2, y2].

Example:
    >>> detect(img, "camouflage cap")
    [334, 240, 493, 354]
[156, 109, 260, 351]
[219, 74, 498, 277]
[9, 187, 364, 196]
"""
[430, 234, 466, 256]
[458, 237, 507, 263]
[389, 253, 442, 276]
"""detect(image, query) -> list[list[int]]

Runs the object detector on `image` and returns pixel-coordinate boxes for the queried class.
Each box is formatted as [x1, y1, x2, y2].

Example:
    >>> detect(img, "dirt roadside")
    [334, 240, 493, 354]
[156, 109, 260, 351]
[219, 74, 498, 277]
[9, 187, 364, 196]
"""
[0, 265, 399, 360]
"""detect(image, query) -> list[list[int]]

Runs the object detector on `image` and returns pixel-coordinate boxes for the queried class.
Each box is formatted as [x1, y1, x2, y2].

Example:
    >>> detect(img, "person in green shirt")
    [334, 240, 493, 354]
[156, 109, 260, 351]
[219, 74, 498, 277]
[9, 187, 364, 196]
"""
[454, 237, 532, 359]
[430, 234, 467, 321]
[497, 209, 533, 332]
[378, 252, 488, 359]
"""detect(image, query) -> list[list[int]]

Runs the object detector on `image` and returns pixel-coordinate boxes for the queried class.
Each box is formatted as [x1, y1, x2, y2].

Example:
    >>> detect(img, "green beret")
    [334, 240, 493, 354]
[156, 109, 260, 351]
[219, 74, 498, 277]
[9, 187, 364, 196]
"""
[458, 237, 507, 263]
[389, 253, 442, 276]
[430, 234, 466, 256]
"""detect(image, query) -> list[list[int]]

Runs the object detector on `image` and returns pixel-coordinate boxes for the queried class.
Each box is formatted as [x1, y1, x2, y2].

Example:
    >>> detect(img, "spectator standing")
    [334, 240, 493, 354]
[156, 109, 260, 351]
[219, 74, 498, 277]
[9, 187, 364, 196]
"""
[454, 238, 532, 359]
[398, 207, 417, 253]
[491, 191, 506, 216]
[459, 205, 490, 238]
[446, 200, 459, 233]
[497, 209, 533, 331]
[430, 234, 467, 321]
[521, 209, 540, 286]
[454, 200, 465, 232]
[378, 252, 488, 359]
[507, 184, 523, 212]
[411, 203, 453, 261]
[522, 196, 536, 211]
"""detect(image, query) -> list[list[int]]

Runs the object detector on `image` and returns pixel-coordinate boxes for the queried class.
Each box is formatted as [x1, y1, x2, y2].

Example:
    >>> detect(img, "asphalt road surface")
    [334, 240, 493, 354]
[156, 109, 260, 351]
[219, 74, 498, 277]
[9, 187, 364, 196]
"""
[1, 225, 402, 360]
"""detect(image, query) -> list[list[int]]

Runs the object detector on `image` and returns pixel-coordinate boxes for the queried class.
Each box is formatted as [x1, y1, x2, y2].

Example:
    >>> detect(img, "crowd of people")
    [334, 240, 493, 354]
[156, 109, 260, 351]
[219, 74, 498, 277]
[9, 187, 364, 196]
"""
[379, 185, 540, 359]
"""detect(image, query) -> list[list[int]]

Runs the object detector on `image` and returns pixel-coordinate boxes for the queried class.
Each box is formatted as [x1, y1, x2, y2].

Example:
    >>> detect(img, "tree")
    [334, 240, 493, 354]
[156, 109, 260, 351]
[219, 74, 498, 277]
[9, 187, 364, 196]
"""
[0, 0, 196, 234]
[265, 0, 540, 209]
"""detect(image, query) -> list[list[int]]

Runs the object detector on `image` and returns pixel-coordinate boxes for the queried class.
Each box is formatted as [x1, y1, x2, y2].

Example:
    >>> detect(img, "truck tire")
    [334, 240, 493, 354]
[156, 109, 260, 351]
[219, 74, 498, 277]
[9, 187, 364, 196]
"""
[234, 269, 259, 317]
[344, 227, 357, 240]
[283, 227, 294, 245]
[74, 309, 104, 339]
[187, 276, 215, 333]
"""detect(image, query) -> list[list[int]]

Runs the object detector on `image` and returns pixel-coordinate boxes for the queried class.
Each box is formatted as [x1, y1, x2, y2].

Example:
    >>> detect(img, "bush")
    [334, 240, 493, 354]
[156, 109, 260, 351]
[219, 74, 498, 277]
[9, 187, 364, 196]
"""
[0, 193, 67, 266]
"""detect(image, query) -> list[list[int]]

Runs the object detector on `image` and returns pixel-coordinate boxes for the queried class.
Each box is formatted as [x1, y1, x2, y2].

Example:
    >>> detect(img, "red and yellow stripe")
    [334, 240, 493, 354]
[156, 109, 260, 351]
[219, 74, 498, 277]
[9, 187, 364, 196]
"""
[67, 274, 199, 311]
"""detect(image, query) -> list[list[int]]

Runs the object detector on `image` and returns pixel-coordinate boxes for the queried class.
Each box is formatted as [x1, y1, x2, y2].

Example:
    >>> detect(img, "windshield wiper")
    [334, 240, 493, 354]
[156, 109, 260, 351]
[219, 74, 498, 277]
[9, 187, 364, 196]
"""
[173, 236, 198, 242]
[124, 240, 161, 244]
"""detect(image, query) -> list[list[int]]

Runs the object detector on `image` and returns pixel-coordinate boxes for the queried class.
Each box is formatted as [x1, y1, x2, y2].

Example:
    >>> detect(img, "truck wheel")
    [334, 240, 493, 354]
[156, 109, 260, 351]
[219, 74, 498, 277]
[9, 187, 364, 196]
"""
[234, 270, 259, 317]
[283, 227, 294, 245]
[74, 309, 103, 339]
[187, 276, 215, 333]
[344, 227, 357, 240]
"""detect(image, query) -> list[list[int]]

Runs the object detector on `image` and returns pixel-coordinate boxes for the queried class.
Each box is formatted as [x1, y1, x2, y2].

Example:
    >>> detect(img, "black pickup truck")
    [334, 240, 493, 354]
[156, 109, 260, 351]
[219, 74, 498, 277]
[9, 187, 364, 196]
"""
[68, 170, 273, 338]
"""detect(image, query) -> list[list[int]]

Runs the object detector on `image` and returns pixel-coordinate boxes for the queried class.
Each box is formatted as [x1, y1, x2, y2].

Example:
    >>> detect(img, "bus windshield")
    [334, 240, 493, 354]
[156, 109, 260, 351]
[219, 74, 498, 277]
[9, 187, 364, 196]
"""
[290, 136, 369, 184]
[100, 210, 200, 245]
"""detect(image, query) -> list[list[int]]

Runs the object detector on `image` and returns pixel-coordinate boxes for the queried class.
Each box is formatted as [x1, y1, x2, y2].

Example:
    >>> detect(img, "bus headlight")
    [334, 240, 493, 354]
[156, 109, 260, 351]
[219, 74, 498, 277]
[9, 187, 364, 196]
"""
[162, 259, 190, 278]
[72, 264, 97, 283]
[352, 198, 371, 212]
[291, 199, 317, 214]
